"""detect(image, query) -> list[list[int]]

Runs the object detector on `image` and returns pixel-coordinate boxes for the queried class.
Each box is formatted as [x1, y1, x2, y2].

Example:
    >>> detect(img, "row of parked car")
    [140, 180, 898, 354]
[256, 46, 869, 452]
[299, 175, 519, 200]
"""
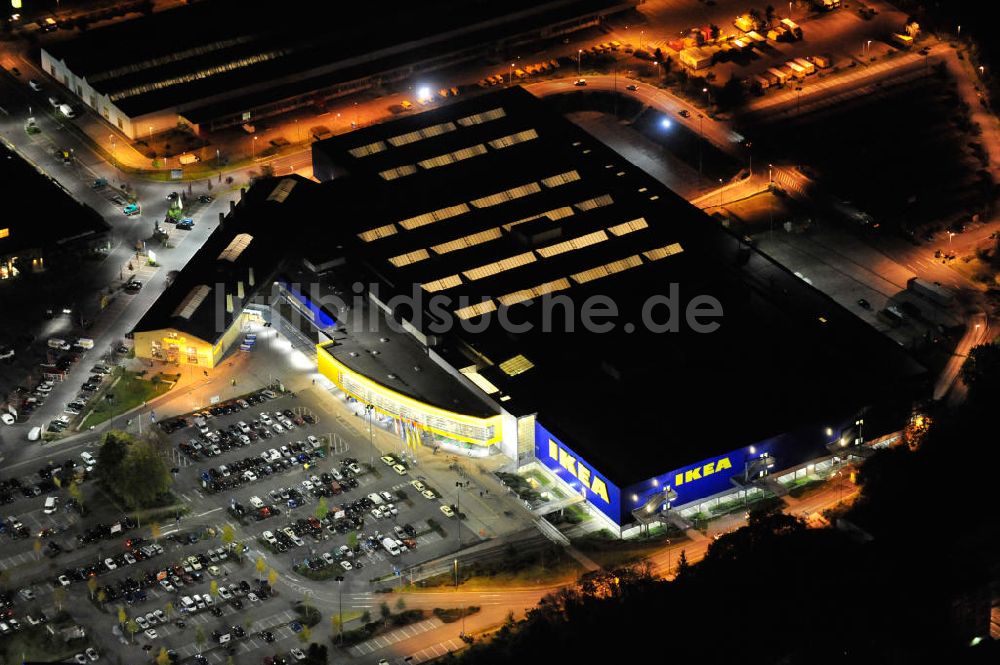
[199, 440, 332, 495]
[55, 533, 157, 589]
[159, 389, 279, 434]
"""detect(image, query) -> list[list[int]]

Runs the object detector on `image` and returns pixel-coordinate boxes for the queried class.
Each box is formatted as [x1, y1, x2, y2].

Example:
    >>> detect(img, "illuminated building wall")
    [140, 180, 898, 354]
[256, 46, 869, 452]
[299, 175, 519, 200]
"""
[317, 344, 503, 447]
[133, 311, 255, 368]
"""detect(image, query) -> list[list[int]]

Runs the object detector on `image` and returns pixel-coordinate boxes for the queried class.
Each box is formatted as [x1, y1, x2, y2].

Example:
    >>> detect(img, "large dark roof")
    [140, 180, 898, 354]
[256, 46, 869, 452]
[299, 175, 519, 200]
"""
[42, 0, 634, 119]
[132, 177, 312, 343]
[310, 87, 927, 484]
[135, 87, 924, 485]
[0, 143, 109, 255]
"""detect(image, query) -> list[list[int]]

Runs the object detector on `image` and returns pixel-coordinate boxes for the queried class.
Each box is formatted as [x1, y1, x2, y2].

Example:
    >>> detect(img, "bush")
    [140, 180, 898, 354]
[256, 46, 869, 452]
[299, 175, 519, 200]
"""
[295, 603, 322, 628]
[433, 606, 481, 623]
[389, 609, 426, 627]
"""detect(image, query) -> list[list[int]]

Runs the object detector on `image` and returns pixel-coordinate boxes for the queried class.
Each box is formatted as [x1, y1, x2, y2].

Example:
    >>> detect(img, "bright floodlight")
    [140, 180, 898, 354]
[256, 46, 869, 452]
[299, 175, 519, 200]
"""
[660, 118, 672, 129]
[417, 86, 432, 101]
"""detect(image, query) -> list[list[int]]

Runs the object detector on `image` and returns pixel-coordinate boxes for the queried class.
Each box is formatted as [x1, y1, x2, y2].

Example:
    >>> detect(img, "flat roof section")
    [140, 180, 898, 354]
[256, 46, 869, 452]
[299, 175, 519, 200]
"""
[132, 177, 314, 344]
[42, 0, 635, 120]
[319, 299, 499, 421]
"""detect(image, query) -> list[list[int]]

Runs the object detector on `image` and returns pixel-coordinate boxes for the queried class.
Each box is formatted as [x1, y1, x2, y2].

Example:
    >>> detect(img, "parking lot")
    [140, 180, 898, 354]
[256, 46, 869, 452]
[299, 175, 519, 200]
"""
[97, 387, 474, 661]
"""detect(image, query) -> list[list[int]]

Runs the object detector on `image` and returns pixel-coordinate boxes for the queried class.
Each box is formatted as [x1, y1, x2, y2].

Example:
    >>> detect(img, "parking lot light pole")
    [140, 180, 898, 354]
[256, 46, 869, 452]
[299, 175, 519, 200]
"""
[455, 481, 464, 550]
[335, 575, 344, 644]
[365, 404, 375, 454]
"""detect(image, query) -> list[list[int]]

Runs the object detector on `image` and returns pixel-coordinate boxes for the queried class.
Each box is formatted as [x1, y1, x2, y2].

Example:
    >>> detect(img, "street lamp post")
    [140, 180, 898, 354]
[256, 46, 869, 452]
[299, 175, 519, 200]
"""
[509, 63, 514, 86]
[335, 575, 344, 645]
[110, 135, 117, 178]
[697, 113, 704, 180]
[251, 136, 258, 161]
[455, 481, 463, 550]
[577, 49, 582, 76]
[795, 85, 802, 114]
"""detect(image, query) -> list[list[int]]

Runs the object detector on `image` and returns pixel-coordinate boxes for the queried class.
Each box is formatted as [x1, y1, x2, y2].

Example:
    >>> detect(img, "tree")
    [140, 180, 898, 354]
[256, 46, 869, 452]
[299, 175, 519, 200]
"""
[675, 549, 691, 579]
[221, 524, 236, 546]
[314, 497, 329, 521]
[52, 586, 66, 611]
[33, 538, 42, 559]
[209, 580, 219, 598]
[151, 522, 162, 541]
[126, 619, 139, 643]
[256, 556, 267, 581]
[305, 643, 328, 665]
[87, 576, 98, 599]
[194, 626, 206, 649]
[748, 8, 763, 31]
[299, 625, 311, 643]
[268, 567, 278, 586]
[395, 597, 406, 612]
[164, 602, 174, 619]
[68, 480, 83, 508]
[97, 431, 131, 481]
[765, 4, 776, 27]
[52, 474, 62, 489]
[156, 648, 171, 665]
[97, 589, 107, 604]
[708, 24, 720, 41]
[117, 440, 172, 509]
[118, 606, 127, 625]
[347, 531, 358, 551]
[960, 343, 1000, 400]
[379, 601, 391, 626]
[360, 610, 371, 624]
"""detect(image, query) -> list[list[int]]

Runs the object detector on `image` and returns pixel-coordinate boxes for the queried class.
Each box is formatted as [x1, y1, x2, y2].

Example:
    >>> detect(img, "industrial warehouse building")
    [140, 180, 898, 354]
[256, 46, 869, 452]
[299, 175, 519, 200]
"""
[38, 0, 636, 139]
[133, 87, 924, 533]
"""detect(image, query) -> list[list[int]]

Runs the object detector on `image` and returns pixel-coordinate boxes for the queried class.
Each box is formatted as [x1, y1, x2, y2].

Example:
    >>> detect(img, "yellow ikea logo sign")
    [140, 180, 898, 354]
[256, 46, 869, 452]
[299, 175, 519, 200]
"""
[674, 457, 732, 487]
[548, 440, 610, 504]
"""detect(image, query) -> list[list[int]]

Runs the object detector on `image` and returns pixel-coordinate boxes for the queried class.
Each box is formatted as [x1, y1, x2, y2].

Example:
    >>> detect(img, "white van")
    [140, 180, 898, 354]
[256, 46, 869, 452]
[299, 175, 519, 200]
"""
[180, 596, 195, 612]
[43, 497, 59, 514]
[47, 338, 70, 350]
[27, 427, 42, 441]
[382, 537, 400, 556]
[367, 493, 384, 506]
[249, 496, 264, 509]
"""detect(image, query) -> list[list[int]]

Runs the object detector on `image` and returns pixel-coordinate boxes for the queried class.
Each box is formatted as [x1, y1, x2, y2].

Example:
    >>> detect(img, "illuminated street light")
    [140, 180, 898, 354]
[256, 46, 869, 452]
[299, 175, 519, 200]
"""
[577, 49, 582, 76]
[251, 135, 258, 161]
[660, 117, 672, 129]
[417, 86, 432, 102]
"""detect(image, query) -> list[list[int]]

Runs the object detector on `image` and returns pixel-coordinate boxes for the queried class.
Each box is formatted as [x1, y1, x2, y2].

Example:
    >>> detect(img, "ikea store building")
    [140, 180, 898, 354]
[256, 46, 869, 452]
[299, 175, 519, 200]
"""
[135, 88, 924, 535]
